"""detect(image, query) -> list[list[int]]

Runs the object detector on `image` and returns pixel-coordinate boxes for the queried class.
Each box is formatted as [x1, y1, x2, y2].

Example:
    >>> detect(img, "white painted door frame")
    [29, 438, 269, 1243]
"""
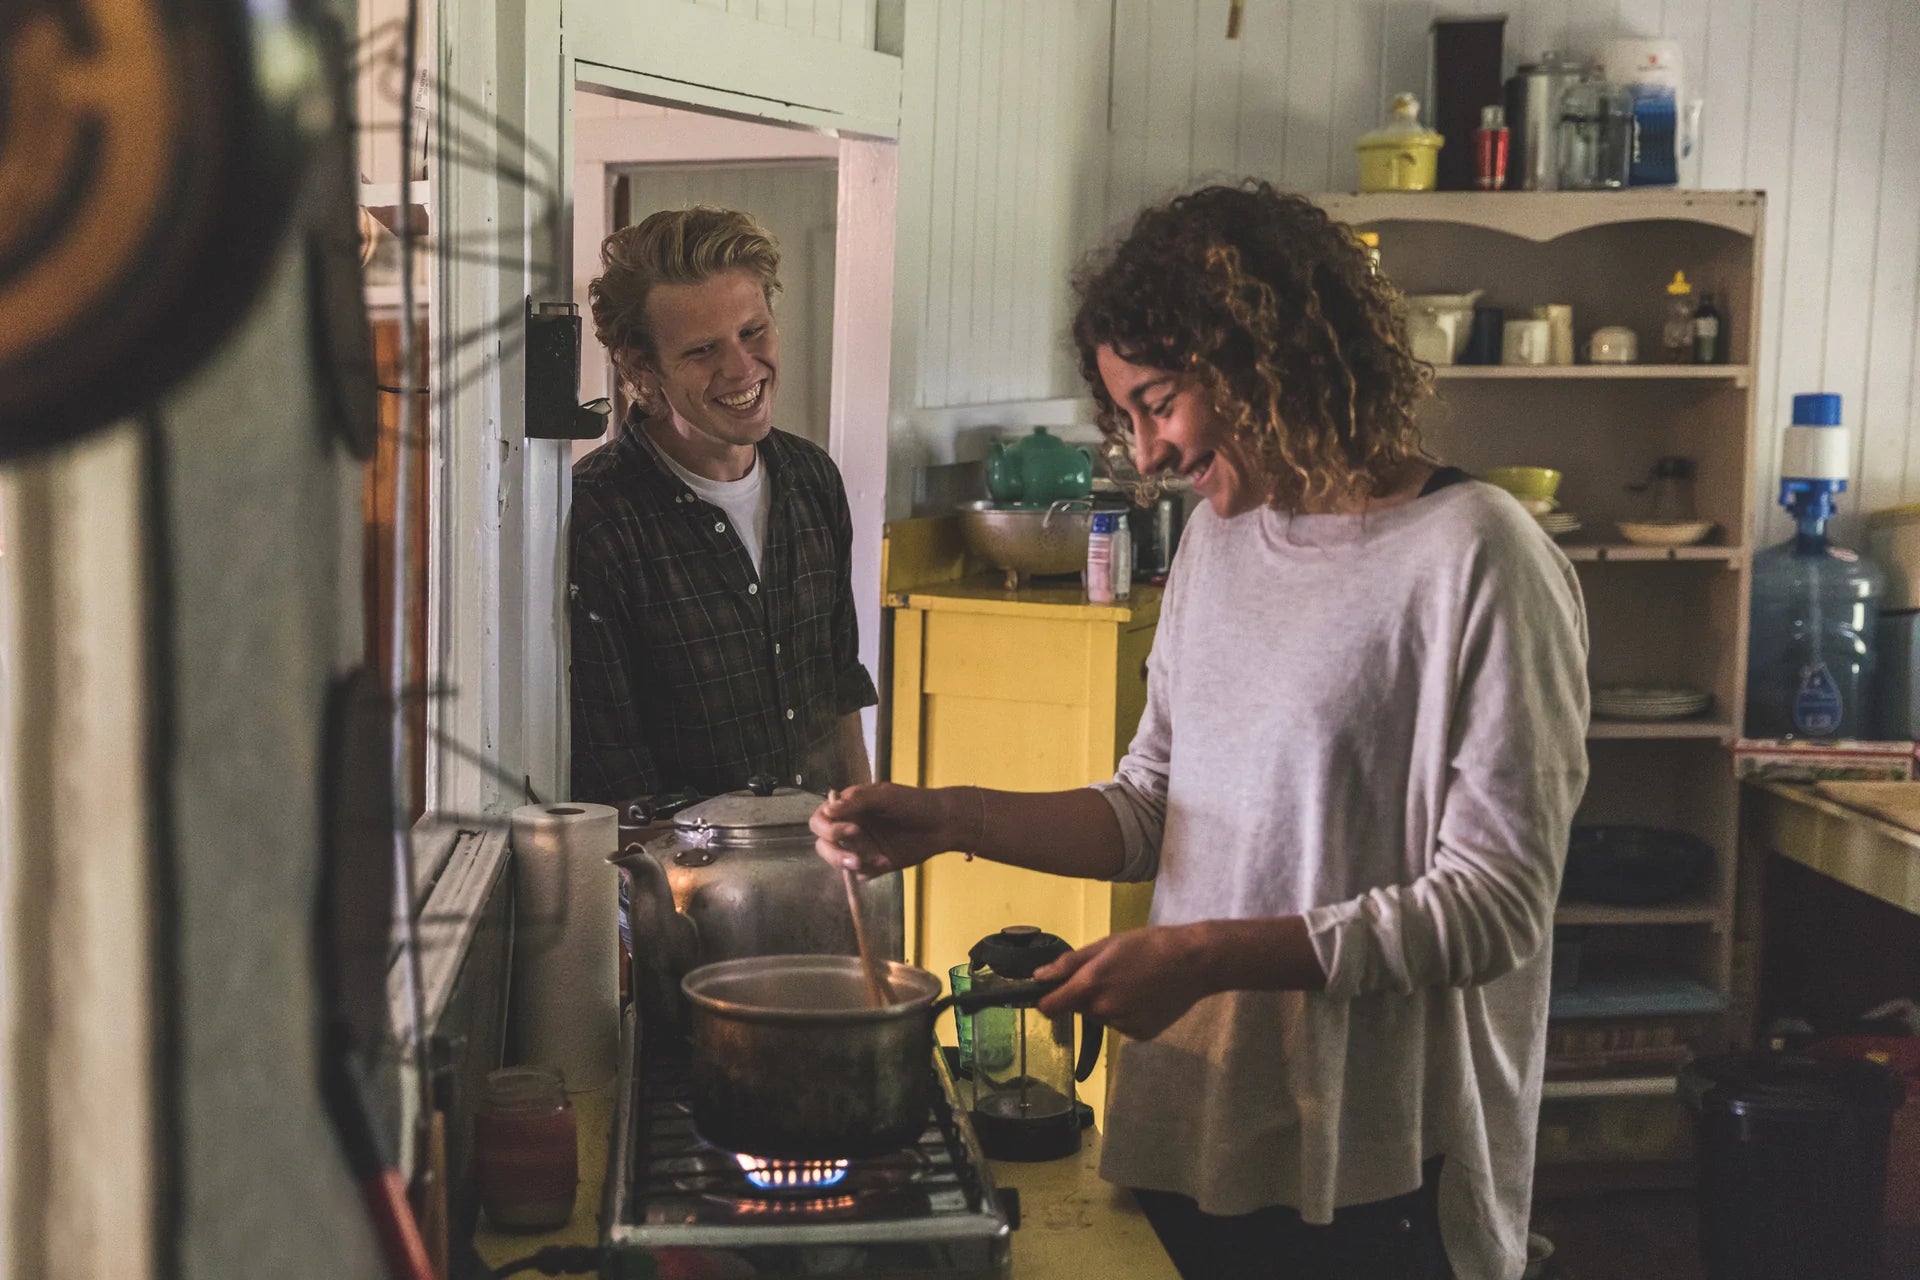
[434, 0, 901, 808]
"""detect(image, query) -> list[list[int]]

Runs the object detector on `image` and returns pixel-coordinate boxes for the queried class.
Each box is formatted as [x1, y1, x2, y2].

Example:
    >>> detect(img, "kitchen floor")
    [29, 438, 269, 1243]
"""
[1531, 1193, 1920, 1279]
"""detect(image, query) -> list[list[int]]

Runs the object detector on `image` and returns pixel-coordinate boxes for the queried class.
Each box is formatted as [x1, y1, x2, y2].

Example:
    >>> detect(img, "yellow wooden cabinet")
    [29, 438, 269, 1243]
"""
[882, 518, 1158, 1114]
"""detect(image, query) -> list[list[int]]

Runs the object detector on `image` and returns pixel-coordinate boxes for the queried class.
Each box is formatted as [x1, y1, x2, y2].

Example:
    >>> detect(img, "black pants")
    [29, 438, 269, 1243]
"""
[1132, 1157, 1456, 1280]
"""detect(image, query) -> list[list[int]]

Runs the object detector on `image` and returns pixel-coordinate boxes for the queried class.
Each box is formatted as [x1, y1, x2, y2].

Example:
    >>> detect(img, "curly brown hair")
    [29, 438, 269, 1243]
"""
[1071, 181, 1431, 511]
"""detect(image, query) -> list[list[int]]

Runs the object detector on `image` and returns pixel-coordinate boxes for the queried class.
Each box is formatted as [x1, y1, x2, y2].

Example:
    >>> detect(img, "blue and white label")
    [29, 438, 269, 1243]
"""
[1792, 663, 1843, 736]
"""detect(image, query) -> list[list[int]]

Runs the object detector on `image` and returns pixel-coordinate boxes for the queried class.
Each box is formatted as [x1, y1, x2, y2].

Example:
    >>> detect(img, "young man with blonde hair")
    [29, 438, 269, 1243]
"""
[570, 205, 875, 804]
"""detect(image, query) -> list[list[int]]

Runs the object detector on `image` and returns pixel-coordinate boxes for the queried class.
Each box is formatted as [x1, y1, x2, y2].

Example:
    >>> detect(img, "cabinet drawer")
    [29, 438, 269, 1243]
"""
[921, 613, 1097, 706]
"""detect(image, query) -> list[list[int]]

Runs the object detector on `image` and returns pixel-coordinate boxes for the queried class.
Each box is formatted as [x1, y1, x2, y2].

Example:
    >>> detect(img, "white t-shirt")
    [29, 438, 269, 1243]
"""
[654, 442, 774, 576]
[1094, 480, 1590, 1280]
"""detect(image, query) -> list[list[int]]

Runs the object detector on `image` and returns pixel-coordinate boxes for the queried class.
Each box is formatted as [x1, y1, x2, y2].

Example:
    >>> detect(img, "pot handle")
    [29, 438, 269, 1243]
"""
[933, 977, 1062, 1018]
[935, 978, 1106, 1083]
[1075, 1015, 1104, 1084]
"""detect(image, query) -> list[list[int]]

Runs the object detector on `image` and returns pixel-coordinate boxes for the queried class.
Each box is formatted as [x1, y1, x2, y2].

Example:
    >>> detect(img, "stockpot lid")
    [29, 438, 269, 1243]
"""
[674, 774, 823, 838]
[969, 924, 1072, 979]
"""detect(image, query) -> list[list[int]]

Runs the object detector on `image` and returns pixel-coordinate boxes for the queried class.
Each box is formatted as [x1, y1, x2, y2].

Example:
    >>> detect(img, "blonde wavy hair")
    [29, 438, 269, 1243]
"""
[1071, 181, 1431, 512]
[589, 206, 783, 399]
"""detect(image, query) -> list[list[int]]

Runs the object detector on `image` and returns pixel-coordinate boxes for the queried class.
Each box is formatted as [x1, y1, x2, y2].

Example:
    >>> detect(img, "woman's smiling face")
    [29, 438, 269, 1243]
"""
[1095, 344, 1262, 518]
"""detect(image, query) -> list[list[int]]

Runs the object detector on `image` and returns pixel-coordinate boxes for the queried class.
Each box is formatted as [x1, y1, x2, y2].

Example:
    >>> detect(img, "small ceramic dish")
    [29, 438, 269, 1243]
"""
[1616, 520, 1715, 547]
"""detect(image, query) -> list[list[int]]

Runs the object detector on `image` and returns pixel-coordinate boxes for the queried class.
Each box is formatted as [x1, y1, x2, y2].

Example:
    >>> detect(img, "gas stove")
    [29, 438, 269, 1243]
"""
[603, 1013, 1016, 1278]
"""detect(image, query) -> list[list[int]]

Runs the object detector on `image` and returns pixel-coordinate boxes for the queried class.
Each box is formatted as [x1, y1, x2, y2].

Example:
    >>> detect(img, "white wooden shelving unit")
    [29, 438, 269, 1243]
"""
[1319, 190, 1765, 1182]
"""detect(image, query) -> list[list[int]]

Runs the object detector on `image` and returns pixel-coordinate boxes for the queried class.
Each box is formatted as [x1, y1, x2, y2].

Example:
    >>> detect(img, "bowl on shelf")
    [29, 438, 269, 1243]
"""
[1616, 520, 1716, 547]
[959, 499, 1126, 591]
[1563, 825, 1714, 906]
[1484, 466, 1563, 504]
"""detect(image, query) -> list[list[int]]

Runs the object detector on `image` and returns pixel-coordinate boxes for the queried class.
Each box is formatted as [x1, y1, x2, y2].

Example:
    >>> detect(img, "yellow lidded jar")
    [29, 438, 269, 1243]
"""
[1356, 92, 1444, 192]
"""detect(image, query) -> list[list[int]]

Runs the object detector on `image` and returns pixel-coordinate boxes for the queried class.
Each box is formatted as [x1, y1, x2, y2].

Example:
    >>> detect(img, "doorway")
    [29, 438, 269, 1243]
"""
[572, 97, 842, 456]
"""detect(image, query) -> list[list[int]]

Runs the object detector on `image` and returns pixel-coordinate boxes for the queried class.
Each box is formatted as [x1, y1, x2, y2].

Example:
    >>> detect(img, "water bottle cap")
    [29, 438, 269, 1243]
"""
[1791, 393, 1842, 426]
[1091, 512, 1118, 534]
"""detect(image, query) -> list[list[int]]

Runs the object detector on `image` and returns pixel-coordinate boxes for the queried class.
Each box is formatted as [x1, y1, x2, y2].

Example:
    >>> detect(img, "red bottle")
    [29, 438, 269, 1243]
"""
[1475, 105, 1510, 191]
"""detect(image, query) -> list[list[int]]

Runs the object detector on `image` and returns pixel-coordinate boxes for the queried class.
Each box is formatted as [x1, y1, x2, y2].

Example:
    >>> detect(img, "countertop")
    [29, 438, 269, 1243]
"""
[1747, 779, 1920, 916]
[473, 1085, 1179, 1278]
[888, 575, 1163, 626]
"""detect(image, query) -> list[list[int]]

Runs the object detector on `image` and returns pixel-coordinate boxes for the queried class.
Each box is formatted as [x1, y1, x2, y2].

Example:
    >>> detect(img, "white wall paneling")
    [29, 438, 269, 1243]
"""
[891, 0, 1920, 543]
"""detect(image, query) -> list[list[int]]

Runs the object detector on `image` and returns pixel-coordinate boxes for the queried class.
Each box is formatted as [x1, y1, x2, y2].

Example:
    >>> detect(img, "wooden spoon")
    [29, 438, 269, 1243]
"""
[844, 866, 893, 1009]
[829, 789, 893, 1008]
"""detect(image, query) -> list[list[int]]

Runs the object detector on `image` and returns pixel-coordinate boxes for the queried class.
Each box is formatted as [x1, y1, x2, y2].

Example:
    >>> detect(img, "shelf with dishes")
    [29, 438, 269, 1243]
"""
[1541, 1075, 1683, 1102]
[1555, 899, 1719, 927]
[1586, 718, 1732, 740]
[1434, 364, 1750, 387]
[1558, 542, 1742, 563]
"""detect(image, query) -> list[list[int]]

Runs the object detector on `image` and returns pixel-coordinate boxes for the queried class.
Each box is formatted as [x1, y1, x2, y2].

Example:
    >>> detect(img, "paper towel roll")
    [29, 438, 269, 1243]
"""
[508, 802, 619, 1092]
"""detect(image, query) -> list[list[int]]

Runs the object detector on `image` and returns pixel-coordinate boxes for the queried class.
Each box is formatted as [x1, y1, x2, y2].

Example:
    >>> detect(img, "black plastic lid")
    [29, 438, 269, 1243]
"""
[1679, 1051, 1904, 1118]
[968, 925, 1071, 980]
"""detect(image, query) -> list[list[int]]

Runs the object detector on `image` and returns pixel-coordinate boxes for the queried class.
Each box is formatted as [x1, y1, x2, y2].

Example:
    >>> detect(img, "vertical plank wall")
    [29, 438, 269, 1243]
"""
[688, 0, 877, 46]
[893, 0, 1920, 544]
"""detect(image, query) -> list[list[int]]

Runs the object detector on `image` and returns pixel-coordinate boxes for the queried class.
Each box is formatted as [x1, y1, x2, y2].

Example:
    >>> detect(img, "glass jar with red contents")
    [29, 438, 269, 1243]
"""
[474, 1066, 579, 1230]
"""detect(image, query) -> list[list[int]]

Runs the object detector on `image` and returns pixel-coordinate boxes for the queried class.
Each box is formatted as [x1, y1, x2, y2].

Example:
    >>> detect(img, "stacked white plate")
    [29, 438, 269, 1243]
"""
[1535, 510, 1583, 539]
[1591, 685, 1712, 721]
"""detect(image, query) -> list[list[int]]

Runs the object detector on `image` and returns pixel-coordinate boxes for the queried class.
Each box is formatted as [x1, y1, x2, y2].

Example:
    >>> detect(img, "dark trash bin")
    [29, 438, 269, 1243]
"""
[1680, 1052, 1903, 1280]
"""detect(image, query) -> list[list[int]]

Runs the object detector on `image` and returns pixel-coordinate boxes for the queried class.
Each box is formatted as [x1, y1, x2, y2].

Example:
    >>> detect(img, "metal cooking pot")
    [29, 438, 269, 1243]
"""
[611, 777, 905, 1047]
[682, 954, 1058, 1159]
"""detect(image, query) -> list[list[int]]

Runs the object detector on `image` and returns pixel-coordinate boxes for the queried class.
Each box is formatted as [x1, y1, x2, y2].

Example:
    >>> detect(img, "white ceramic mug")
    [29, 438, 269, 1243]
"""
[1534, 304, 1575, 365]
[1503, 318, 1552, 366]
[1588, 325, 1639, 364]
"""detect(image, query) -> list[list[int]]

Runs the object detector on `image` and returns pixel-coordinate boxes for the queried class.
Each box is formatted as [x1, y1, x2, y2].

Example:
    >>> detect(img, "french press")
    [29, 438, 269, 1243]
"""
[963, 926, 1103, 1161]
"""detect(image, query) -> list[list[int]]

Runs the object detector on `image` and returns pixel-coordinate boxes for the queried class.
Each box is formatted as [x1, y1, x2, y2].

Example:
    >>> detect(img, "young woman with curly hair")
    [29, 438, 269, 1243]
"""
[813, 182, 1589, 1280]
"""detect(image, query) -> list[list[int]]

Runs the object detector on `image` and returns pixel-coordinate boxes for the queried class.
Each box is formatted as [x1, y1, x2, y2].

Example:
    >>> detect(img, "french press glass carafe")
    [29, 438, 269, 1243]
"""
[964, 926, 1103, 1161]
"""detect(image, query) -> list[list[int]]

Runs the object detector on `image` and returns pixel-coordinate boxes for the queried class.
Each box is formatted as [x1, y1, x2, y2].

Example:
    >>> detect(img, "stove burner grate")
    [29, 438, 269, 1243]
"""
[626, 1058, 987, 1226]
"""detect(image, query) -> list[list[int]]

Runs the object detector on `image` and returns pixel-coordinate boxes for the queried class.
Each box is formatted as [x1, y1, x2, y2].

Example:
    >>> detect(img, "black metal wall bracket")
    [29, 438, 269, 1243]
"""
[524, 298, 611, 440]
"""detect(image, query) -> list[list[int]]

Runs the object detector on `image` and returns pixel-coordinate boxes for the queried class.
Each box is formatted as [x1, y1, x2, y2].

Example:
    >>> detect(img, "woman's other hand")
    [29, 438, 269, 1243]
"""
[1033, 925, 1217, 1041]
[810, 783, 976, 878]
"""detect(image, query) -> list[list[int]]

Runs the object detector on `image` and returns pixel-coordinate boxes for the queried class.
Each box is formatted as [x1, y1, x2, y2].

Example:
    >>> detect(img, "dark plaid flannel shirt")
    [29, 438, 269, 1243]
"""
[568, 418, 878, 805]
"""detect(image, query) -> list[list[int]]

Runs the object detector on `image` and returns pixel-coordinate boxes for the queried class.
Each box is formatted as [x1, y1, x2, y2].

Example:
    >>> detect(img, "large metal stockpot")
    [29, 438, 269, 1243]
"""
[682, 954, 1053, 1159]
[611, 777, 905, 1046]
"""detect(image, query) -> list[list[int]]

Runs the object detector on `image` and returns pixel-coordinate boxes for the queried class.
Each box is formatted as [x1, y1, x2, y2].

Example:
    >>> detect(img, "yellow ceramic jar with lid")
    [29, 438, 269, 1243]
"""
[1357, 93, 1444, 192]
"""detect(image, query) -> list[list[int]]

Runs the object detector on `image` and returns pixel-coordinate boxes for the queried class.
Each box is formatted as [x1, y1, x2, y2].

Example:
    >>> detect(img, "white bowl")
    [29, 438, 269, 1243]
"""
[1616, 520, 1715, 547]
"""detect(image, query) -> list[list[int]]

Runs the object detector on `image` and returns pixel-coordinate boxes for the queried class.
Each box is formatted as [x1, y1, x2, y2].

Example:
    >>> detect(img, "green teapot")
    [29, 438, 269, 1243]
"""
[985, 427, 1094, 504]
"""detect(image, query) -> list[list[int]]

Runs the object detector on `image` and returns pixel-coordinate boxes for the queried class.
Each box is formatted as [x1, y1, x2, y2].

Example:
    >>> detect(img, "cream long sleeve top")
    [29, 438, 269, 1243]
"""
[1093, 479, 1590, 1280]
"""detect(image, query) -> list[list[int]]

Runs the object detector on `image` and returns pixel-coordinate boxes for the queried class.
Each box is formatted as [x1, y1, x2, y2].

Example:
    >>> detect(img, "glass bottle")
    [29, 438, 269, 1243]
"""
[1632, 456, 1698, 523]
[1663, 271, 1695, 363]
[1693, 290, 1724, 364]
[473, 1066, 579, 1230]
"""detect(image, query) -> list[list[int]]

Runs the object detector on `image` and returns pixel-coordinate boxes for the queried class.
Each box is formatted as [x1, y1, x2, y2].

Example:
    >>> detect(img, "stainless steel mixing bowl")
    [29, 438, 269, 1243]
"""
[959, 500, 1110, 590]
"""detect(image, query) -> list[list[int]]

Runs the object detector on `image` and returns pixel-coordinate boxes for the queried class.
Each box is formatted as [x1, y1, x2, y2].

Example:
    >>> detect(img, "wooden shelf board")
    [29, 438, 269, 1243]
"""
[1555, 900, 1720, 926]
[1311, 188, 1764, 240]
[1559, 543, 1744, 563]
[1549, 974, 1728, 1020]
[1435, 364, 1750, 387]
[1541, 1074, 1682, 1101]
[1587, 719, 1734, 741]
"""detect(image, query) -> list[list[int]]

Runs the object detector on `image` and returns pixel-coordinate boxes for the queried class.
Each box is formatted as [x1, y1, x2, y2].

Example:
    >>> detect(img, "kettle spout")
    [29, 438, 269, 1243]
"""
[612, 840, 696, 1045]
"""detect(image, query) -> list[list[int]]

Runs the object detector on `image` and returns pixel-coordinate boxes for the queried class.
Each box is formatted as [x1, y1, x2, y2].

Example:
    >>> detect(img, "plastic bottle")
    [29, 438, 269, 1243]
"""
[1746, 393, 1885, 739]
[1663, 271, 1695, 363]
[1086, 512, 1117, 604]
[1111, 511, 1132, 600]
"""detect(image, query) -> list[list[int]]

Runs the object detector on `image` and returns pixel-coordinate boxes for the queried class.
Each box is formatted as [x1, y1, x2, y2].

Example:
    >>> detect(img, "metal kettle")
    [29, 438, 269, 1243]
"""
[611, 775, 905, 1043]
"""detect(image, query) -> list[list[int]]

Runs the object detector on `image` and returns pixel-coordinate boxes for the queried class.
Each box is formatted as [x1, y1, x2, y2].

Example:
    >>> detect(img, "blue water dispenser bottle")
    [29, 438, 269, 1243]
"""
[1745, 394, 1885, 739]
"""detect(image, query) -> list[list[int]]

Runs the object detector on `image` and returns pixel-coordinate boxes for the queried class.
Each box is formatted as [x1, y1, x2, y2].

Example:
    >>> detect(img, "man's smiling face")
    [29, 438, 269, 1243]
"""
[639, 268, 780, 460]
